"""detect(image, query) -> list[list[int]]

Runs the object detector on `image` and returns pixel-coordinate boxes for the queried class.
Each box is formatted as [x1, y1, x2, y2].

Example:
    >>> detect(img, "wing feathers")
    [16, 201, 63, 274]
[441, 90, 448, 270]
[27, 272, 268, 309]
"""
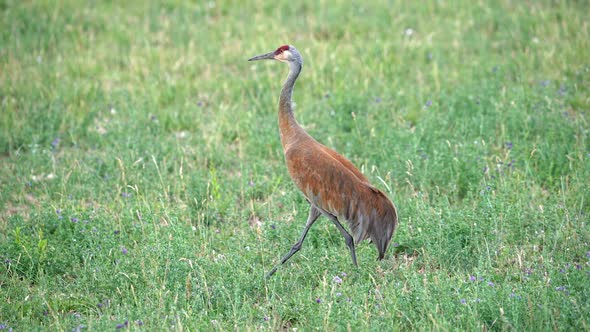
[285, 139, 398, 258]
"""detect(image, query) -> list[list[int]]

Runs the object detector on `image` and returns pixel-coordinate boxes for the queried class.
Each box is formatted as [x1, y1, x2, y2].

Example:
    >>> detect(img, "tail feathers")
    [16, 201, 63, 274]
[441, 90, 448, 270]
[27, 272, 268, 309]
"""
[347, 185, 398, 260]
[370, 205, 397, 260]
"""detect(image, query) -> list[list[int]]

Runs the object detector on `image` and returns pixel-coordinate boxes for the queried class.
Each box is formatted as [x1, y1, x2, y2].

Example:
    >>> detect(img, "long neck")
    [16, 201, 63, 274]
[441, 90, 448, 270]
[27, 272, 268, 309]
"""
[278, 61, 304, 150]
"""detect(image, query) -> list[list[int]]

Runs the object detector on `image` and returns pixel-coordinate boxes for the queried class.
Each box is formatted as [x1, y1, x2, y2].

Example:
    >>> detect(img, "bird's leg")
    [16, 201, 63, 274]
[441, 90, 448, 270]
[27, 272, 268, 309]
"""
[323, 213, 358, 267]
[266, 205, 321, 277]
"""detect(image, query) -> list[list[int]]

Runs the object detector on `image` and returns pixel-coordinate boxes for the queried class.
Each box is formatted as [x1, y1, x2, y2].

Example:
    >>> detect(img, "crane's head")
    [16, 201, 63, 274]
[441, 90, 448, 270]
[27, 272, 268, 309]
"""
[248, 45, 302, 65]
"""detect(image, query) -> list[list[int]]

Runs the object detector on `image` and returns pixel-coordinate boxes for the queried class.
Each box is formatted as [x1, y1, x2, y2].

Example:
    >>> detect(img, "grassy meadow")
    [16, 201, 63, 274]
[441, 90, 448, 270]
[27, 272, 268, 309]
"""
[1, 0, 590, 330]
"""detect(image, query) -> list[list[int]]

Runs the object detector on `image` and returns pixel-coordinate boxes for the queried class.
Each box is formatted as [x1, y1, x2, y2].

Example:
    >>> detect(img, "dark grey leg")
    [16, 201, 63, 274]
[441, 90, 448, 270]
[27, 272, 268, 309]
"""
[323, 213, 358, 267]
[266, 205, 321, 277]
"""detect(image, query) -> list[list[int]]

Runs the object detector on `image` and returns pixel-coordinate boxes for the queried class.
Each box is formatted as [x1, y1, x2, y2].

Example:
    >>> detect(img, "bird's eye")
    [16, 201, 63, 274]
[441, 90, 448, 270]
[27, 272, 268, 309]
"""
[275, 45, 290, 55]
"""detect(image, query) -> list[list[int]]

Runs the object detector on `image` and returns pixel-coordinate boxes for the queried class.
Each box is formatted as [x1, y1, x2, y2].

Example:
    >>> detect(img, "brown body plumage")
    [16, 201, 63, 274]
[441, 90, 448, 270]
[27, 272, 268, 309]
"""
[249, 45, 398, 277]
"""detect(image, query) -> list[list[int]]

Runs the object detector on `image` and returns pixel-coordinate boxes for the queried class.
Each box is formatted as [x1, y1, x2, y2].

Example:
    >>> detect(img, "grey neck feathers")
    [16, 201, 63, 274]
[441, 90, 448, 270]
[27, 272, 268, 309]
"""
[279, 60, 302, 115]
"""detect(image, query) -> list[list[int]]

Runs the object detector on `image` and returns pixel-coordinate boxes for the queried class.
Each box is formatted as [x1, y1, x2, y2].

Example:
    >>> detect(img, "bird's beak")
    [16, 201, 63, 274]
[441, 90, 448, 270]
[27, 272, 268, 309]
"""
[248, 51, 275, 61]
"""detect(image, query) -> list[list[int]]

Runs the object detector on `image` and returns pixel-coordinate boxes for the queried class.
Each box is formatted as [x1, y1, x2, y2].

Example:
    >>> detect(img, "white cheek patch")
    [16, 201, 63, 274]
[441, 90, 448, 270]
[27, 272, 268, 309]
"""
[277, 50, 291, 62]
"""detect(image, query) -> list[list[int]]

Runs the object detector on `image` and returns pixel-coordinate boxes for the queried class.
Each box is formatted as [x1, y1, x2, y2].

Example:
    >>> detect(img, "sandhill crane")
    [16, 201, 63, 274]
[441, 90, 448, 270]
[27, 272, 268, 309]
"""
[249, 45, 398, 277]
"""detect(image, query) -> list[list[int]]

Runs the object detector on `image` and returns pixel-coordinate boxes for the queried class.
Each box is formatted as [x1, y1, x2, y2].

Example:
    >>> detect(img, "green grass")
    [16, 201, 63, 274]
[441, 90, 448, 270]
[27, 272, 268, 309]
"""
[1, 0, 589, 330]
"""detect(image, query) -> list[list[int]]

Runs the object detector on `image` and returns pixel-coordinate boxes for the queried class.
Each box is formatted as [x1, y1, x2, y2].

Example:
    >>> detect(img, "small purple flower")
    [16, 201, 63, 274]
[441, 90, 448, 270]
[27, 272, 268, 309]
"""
[56, 209, 62, 215]
[51, 137, 60, 149]
[115, 320, 129, 329]
[97, 303, 103, 308]
[315, 298, 321, 303]
[375, 97, 382, 103]
[555, 286, 567, 292]
[559, 269, 565, 273]
[460, 299, 466, 304]
[575, 264, 582, 270]
[121, 192, 130, 198]
[586, 251, 590, 259]
[72, 324, 85, 332]
[469, 276, 476, 282]
[71, 217, 79, 223]
[340, 272, 347, 277]
[487, 281, 494, 287]
[121, 247, 128, 255]
[0, 324, 6, 330]
[335, 292, 342, 297]
[425, 100, 432, 108]
[197, 101, 204, 107]
[263, 316, 270, 322]
[114, 230, 120, 235]
[333, 276, 343, 284]
[270, 224, 276, 230]
[248, 180, 254, 187]
[392, 243, 400, 247]
[505, 142, 513, 150]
